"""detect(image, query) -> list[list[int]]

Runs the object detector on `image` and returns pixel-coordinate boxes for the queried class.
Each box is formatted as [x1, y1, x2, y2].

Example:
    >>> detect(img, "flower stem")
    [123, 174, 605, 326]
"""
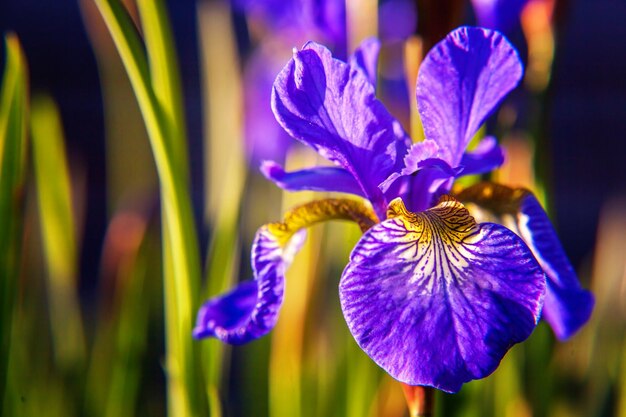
[401, 383, 434, 417]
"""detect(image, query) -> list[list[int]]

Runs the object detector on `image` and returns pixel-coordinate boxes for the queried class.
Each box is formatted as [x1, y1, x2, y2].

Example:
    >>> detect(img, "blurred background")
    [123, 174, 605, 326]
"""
[0, 0, 625, 416]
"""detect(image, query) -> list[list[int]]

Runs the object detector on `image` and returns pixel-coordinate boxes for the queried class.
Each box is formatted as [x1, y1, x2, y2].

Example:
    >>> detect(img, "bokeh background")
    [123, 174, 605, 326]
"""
[1, 0, 625, 416]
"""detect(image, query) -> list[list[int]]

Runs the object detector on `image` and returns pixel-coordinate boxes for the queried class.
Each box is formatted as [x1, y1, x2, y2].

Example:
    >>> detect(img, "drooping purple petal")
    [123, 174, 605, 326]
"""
[193, 228, 306, 344]
[261, 160, 366, 196]
[416, 26, 523, 167]
[339, 196, 545, 392]
[458, 136, 505, 176]
[514, 191, 594, 339]
[349, 37, 381, 87]
[272, 41, 411, 217]
[457, 182, 594, 340]
[471, 0, 530, 33]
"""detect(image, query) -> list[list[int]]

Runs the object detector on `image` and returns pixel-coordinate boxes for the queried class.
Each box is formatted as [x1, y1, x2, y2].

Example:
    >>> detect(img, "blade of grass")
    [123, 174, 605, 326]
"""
[30, 95, 86, 372]
[0, 33, 28, 414]
[92, 1, 202, 415]
[136, 0, 188, 176]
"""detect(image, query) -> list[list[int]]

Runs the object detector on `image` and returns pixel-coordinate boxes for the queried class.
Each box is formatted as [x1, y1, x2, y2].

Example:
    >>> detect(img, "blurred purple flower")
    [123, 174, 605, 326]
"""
[471, 0, 530, 32]
[194, 27, 593, 392]
[235, 0, 347, 166]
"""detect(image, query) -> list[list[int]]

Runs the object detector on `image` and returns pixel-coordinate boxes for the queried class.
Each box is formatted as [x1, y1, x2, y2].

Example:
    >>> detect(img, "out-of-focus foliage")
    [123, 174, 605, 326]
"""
[0, 1, 623, 417]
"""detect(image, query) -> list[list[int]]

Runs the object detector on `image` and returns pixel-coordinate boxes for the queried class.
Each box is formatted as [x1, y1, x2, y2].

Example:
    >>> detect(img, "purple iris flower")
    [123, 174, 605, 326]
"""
[194, 27, 593, 392]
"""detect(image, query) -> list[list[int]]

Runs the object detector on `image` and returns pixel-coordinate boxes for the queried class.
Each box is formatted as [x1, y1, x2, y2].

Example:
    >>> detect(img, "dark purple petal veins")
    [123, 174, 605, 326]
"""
[339, 196, 545, 392]
[272, 41, 411, 218]
[457, 182, 594, 340]
[193, 228, 306, 344]
[416, 26, 522, 167]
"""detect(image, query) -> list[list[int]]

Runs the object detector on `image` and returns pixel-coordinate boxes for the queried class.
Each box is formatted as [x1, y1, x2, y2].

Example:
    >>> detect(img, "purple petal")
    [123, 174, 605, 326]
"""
[379, 140, 442, 193]
[457, 183, 594, 340]
[458, 136, 505, 176]
[193, 228, 306, 344]
[471, 0, 529, 32]
[515, 192, 594, 339]
[261, 160, 366, 196]
[349, 37, 381, 87]
[272, 41, 411, 217]
[380, 140, 460, 212]
[339, 197, 545, 392]
[416, 26, 522, 167]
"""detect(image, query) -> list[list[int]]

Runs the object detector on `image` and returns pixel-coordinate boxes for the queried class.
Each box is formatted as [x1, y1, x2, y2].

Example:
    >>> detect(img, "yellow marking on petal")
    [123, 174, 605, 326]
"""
[267, 198, 379, 246]
[386, 196, 480, 286]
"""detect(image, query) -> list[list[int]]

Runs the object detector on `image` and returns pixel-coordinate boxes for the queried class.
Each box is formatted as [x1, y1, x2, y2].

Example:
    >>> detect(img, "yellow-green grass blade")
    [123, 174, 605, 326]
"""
[92, 1, 203, 415]
[0, 33, 28, 413]
[30, 95, 86, 372]
[136, 0, 188, 175]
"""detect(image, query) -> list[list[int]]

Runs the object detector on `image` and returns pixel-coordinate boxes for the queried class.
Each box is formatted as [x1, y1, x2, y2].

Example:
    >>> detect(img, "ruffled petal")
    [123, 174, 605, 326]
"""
[471, 0, 529, 33]
[349, 37, 381, 87]
[193, 228, 306, 344]
[261, 160, 366, 196]
[457, 182, 594, 340]
[272, 41, 411, 216]
[416, 26, 523, 166]
[380, 140, 461, 213]
[339, 197, 545, 392]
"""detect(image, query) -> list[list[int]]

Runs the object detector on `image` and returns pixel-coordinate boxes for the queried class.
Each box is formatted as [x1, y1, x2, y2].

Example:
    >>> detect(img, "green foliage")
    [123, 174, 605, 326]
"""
[0, 33, 28, 415]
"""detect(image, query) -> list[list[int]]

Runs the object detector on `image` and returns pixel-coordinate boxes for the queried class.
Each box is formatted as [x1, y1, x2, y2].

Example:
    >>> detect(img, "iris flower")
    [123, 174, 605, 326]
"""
[194, 27, 593, 392]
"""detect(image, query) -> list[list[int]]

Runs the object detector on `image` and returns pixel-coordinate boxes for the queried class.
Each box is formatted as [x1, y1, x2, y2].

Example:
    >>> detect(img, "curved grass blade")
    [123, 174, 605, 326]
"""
[92, 1, 203, 415]
[0, 33, 28, 414]
[30, 95, 86, 371]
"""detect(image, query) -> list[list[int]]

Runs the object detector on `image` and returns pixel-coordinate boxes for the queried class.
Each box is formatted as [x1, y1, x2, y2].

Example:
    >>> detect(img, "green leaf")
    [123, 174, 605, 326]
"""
[0, 33, 28, 413]
[92, 1, 203, 415]
[30, 95, 86, 371]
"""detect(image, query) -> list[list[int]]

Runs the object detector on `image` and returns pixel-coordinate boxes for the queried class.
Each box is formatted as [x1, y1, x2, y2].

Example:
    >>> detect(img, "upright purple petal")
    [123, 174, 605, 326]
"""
[193, 228, 306, 344]
[457, 182, 594, 340]
[272, 41, 411, 217]
[349, 37, 381, 87]
[340, 197, 545, 392]
[416, 26, 523, 167]
[471, 0, 530, 33]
